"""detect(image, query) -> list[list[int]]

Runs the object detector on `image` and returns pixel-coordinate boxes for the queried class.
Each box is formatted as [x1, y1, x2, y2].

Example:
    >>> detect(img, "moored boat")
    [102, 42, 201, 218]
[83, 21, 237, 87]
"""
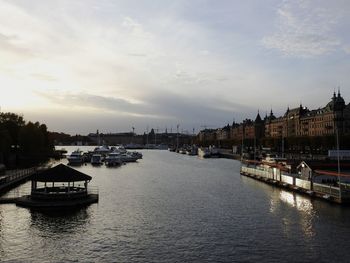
[198, 147, 211, 158]
[105, 152, 122, 167]
[91, 154, 103, 165]
[67, 149, 83, 165]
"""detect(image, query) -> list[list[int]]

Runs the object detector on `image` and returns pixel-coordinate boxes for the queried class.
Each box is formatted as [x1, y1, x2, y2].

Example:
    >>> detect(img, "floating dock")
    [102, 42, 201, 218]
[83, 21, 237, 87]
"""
[240, 165, 350, 204]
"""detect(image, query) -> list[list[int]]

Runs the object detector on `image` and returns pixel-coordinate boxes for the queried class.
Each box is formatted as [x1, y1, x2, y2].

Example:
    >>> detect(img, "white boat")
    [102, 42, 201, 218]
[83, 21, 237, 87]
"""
[93, 145, 111, 155]
[91, 154, 103, 165]
[105, 152, 122, 167]
[113, 145, 127, 154]
[198, 147, 211, 158]
[119, 153, 138, 162]
[261, 154, 287, 165]
[67, 149, 83, 165]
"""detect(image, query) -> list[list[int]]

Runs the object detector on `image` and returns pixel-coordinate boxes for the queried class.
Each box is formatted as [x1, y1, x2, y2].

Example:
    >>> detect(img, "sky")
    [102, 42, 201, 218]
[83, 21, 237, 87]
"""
[1, 0, 350, 135]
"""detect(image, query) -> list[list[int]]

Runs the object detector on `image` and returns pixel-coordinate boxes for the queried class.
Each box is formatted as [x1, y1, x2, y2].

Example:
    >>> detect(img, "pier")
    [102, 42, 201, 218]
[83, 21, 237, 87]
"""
[0, 167, 37, 194]
[240, 165, 350, 204]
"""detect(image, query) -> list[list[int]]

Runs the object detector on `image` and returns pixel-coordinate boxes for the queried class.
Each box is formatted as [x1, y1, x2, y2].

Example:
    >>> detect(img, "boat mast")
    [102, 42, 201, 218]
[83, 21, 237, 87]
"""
[336, 125, 341, 199]
[241, 127, 244, 161]
[177, 124, 179, 150]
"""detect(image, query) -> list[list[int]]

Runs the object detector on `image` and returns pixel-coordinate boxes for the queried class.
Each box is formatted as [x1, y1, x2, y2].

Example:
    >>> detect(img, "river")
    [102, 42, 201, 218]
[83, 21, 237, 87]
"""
[1, 146, 350, 262]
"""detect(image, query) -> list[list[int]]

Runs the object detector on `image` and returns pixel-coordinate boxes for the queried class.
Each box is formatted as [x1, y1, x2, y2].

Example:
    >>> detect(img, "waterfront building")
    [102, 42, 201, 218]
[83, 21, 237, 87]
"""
[198, 91, 350, 150]
[264, 91, 350, 138]
[216, 124, 231, 141]
[230, 122, 243, 142]
[229, 112, 265, 142]
[198, 129, 217, 142]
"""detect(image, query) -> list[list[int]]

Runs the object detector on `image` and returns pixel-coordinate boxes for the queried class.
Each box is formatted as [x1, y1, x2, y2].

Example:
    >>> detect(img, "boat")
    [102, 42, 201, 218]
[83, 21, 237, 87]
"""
[179, 148, 186, 154]
[186, 146, 198, 156]
[67, 149, 83, 165]
[261, 154, 287, 166]
[104, 152, 122, 167]
[129, 151, 143, 159]
[119, 153, 138, 162]
[168, 146, 176, 152]
[198, 147, 211, 158]
[93, 145, 111, 155]
[114, 145, 127, 154]
[91, 154, 103, 165]
[209, 146, 219, 157]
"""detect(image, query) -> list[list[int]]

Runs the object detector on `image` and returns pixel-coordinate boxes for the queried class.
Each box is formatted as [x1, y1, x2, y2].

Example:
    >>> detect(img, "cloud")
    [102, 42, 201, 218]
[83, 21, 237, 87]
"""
[262, 0, 343, 58]
[31, 73, 57, 81]
[36, 90, 150, 115]
[0, 32, 36, 58]
[36, 89, 253, 131]
[127, 53, 148, 57]
[343, 46, 350, 54]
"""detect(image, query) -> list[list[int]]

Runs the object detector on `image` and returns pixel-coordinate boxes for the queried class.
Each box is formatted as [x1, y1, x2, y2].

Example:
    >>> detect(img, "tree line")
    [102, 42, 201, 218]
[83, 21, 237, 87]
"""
[0, 112, 54, 168]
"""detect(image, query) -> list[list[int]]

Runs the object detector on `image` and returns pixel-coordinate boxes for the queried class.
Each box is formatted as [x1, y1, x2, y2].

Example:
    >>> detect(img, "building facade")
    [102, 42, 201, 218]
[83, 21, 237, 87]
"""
[265, 91, 350, 138]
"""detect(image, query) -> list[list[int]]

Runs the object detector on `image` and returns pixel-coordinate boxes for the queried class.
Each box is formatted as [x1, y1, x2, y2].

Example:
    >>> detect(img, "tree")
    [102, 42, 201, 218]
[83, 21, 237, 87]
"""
[0, 112, 25, 147]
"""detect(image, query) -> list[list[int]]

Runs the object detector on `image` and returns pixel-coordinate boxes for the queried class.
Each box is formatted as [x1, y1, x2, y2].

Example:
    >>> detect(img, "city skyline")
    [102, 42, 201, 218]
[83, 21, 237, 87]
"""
[1, 0, 350, 134]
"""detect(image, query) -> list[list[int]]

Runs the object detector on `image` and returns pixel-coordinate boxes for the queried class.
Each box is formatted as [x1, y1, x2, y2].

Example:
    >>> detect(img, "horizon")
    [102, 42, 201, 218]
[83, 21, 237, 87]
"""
[1, 0, 350, 135]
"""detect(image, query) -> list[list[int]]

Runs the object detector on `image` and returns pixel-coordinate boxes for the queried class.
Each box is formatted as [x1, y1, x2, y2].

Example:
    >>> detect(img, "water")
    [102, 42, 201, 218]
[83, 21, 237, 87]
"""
[1, 146, 350, 262]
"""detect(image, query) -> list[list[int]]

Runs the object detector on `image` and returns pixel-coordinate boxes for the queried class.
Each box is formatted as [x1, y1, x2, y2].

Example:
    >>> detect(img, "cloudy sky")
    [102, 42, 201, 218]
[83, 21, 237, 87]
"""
[1, 0, 350, 134]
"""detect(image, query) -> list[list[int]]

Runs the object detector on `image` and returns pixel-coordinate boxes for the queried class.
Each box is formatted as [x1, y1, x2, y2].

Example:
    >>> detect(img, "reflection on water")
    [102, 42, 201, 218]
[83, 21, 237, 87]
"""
[278, 191, 316, 238]
[30, 208, 91, 234]
[279, 191, 313, 213]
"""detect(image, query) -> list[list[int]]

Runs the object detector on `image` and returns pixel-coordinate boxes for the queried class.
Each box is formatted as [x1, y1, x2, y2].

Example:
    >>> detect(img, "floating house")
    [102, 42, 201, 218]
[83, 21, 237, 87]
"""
[16, 164, 98, 208]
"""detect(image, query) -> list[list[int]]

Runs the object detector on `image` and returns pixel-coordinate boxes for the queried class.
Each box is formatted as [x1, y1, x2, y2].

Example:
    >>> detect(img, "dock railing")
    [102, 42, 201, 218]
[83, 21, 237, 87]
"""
[4, 168, 37, 183]
[313, 183, 340, 197]
[0, 168, 38, 192]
